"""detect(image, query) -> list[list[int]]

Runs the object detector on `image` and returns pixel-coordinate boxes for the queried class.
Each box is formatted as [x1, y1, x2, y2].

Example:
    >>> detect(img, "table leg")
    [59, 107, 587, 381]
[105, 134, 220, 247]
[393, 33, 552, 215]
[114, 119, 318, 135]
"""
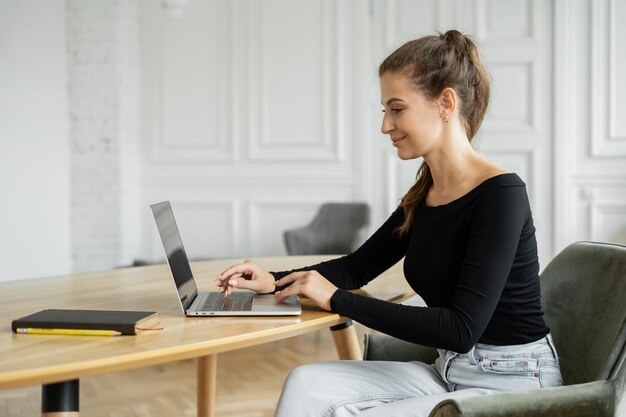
[41, 379, 79, 417]
[197, 354, 217, 417]
[330, 321, 361, 360]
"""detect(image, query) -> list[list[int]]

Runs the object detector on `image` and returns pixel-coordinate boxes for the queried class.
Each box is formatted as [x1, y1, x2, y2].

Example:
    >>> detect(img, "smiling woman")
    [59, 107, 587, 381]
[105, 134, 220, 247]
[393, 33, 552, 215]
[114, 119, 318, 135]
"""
[378, 30, 492, 236]
[215, 29, 563, 417]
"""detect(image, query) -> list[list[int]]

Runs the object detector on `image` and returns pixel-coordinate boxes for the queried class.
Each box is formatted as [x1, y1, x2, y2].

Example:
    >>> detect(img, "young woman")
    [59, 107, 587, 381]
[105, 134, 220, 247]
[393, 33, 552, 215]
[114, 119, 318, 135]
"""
[216, 30, 563, 417]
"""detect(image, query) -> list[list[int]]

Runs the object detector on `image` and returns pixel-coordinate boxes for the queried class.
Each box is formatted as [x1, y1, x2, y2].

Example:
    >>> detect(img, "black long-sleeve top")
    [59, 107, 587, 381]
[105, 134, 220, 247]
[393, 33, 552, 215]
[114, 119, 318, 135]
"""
[271, 174, 550, 353]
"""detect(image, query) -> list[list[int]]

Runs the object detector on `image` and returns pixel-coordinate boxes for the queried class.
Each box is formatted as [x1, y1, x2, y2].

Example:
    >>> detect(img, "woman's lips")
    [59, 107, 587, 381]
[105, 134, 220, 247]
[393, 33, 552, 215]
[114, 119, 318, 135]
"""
[392, 136, 405, 147]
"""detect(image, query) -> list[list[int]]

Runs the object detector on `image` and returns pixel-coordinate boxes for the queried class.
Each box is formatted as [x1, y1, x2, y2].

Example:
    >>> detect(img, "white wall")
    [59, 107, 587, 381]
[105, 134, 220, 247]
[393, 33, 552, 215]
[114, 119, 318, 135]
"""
[67, 0, 142, 272]
[139, 0, 369, 263]
[0, 0, 624, 280]
[138, 0, 559, 269]
[554, 0, 626, 254]
[0, 0, 71, 282]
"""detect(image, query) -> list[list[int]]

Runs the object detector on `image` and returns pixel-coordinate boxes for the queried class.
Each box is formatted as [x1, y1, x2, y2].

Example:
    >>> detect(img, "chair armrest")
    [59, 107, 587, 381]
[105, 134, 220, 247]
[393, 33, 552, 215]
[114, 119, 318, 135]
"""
[363, 333, 439, 363]
[429, 380, 615, 417]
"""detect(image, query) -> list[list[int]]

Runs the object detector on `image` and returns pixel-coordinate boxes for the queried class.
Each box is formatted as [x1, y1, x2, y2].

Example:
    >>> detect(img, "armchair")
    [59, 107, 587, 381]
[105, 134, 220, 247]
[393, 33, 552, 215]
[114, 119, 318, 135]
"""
[283, 202, 369, 255]
[363, 241, 626, 416]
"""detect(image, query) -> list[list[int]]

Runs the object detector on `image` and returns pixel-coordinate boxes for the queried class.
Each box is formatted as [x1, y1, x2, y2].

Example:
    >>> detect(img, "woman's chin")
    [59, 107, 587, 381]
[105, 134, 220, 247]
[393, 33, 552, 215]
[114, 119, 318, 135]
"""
[396, 149, 420, 161]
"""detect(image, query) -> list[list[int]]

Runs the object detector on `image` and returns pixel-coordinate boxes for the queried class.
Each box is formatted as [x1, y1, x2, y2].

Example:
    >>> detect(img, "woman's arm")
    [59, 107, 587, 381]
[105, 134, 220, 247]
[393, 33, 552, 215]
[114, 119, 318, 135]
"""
[216, 206, 410, 297]
[329, 186, 531, 353]
[271, 206, 410, 291]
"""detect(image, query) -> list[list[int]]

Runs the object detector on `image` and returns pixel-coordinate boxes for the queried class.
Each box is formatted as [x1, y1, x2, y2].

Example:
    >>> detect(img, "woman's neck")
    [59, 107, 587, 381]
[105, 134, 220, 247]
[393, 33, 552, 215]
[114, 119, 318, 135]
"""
[424, 132, 479, 192]
[422, 127, 506, 206]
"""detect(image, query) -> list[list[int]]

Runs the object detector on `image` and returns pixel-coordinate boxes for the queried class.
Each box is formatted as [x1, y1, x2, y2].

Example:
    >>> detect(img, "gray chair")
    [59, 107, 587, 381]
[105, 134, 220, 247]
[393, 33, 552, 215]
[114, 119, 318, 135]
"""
[283, 203, 369, 255]
[363, 241, 626, 416]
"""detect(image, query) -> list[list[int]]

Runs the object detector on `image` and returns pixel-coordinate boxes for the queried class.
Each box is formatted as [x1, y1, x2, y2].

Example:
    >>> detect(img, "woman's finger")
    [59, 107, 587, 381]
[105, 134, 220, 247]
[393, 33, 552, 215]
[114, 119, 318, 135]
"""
[275, 271, 306, 287]
[217, 272, 243, 287]
[217, 263, 255, 282]
[275, 281, 304, 302]
[226, 276, 262, 291]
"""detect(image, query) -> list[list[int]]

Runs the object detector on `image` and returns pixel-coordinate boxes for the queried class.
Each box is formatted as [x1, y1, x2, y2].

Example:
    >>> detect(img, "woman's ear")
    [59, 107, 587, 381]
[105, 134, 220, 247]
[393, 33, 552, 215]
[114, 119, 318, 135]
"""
[439, 88, 457, 115]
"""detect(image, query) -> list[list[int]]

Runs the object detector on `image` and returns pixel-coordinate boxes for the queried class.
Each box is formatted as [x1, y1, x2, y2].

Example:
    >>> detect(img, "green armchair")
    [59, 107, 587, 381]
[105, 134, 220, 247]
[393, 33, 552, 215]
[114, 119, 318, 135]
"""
[363, 241, 626, 416]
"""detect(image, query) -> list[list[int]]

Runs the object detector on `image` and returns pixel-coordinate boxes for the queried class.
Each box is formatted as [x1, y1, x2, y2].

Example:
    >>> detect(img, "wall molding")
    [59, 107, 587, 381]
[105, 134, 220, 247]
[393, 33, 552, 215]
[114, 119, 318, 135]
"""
[553, 0, 580, 253]
[590, 202, 626, 242]
[477, 0, 534, 41]
[144, 199, 239, 261]
[486, 62, 535, 133]
[590, 0, 626, 156]
[144, 0, 237, 163]
[385, 0, 441, 47]
[141, 175, 355, 188]
[248, 200, 322, 256]
[247, 0, 345, 162]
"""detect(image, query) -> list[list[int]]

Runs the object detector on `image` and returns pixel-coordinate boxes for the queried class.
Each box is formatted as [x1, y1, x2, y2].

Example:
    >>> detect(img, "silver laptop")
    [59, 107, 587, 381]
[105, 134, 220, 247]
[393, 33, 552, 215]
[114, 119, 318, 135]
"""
[150, 201, 302, 316]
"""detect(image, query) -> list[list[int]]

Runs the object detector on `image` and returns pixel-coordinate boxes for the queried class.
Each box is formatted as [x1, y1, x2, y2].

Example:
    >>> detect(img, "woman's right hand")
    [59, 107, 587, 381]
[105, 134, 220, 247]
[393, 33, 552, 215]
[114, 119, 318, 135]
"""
[215, 259, 276, 297]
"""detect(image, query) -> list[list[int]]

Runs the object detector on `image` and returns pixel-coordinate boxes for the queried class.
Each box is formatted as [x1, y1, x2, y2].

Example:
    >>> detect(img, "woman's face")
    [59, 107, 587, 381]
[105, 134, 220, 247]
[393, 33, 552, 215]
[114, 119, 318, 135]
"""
[380, 71, 443, 160]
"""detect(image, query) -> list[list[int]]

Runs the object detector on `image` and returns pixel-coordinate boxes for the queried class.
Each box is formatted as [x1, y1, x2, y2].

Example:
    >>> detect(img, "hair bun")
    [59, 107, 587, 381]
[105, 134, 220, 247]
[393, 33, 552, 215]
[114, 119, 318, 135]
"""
[441, 29, 464, 41]
[441, 30, 469, 52]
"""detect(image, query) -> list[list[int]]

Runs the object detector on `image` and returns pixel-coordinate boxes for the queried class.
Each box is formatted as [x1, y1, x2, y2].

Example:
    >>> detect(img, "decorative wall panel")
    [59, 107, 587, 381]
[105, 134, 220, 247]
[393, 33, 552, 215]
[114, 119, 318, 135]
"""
[570, 181, 626, 246]
[386, 0, 440, 46]
[146, 200, 238, 262]
[554, 0, 626, 253]
[140, 0, 363, 260]
[591, 0, 626, 156]
[478, 0, 532, 39]
[247, 0, 344, 162]
[591, 203, 626, 243]
[248, 201, 320, 257]
[488, 63, 533, 131]
[143, 0, 235, 162]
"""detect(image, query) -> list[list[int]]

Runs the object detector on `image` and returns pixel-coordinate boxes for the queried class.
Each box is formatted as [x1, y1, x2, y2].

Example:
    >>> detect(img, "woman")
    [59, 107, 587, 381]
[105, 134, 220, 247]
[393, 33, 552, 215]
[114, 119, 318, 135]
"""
[216, 30, 563, 417]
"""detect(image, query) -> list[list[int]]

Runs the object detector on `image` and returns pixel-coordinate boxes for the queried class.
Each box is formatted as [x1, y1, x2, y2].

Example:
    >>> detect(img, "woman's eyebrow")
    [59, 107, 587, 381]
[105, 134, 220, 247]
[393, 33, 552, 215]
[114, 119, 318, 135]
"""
[381, 97, 406, 105]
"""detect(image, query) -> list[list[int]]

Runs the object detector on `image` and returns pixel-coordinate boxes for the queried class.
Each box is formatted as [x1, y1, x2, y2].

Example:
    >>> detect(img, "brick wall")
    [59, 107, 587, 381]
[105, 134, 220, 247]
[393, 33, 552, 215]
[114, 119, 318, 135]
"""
[67, 0, 141, 272]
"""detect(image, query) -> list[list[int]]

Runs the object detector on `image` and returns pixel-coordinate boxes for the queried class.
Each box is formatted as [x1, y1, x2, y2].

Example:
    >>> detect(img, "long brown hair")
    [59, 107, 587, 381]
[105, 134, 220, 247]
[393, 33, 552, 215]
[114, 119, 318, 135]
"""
[379, 30, 491, 236]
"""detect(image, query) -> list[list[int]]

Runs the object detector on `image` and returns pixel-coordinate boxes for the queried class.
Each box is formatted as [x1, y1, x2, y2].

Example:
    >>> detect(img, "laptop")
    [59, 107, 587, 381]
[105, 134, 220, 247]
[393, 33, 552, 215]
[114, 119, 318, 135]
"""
[150, 201, 302, 316]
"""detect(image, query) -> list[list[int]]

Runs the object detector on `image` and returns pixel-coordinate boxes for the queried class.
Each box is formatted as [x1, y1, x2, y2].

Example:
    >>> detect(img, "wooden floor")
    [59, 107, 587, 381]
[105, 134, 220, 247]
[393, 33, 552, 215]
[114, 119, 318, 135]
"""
[0, 326, 371, 417]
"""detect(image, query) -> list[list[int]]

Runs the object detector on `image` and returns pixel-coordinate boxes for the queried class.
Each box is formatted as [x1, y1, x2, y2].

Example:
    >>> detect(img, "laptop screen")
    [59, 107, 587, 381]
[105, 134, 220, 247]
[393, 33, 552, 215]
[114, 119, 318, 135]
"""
[150, 201, 198, 312]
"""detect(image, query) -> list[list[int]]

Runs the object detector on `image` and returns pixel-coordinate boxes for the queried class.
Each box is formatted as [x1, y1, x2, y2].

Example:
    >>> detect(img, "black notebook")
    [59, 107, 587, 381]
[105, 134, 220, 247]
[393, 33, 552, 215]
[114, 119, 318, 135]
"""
[12, 309, 160, 335]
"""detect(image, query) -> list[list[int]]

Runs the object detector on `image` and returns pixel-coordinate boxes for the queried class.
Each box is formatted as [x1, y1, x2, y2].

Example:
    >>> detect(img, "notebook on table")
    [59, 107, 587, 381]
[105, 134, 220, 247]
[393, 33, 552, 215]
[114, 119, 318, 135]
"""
[12, 309, 160, 335]
[150, 201, 302, 316]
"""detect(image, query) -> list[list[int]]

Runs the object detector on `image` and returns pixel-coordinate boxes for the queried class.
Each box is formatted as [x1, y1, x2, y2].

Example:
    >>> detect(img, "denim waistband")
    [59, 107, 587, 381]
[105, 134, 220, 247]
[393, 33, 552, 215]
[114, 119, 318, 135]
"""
[438, 334, 559, 368]
[473, 334, 558, 359]
[475, 335, 557, 364]
[435, 334, 563, 390]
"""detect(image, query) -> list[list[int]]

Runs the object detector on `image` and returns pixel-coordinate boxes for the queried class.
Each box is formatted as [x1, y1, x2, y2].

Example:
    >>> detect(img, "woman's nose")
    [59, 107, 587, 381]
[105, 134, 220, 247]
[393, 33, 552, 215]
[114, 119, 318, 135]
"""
[381, 113, 394, 134]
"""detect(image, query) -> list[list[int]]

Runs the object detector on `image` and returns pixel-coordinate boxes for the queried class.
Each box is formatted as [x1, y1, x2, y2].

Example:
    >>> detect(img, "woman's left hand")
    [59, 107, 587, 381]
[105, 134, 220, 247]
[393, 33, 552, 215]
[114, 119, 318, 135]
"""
[274, 270, 338, 311]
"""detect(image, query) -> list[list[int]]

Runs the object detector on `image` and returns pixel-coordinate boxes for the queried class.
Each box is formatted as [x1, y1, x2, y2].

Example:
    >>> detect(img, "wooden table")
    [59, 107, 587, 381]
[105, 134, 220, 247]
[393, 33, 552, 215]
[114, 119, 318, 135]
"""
[0, 256, 412, 417]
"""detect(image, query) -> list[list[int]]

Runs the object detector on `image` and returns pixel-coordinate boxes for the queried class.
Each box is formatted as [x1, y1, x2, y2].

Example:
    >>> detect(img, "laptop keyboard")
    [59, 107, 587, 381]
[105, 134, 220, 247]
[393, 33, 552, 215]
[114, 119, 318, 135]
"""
[201, 292, 254, 312]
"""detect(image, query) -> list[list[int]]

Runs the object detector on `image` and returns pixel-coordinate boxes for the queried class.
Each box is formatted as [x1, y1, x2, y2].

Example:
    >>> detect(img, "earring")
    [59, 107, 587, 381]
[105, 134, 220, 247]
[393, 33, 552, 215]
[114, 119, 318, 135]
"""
[443, 115, 449, 124]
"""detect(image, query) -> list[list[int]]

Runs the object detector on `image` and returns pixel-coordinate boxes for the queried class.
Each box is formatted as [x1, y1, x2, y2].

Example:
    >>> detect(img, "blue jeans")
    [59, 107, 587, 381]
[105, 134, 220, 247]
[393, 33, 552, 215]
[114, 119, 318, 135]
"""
[274, 334, 563, 417]
[435, 333, 563, 391]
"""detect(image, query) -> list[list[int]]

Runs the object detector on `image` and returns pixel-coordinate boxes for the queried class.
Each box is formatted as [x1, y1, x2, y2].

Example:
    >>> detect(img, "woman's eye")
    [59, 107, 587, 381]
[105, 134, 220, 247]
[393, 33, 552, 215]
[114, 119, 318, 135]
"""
[391, 108, 402, 114]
